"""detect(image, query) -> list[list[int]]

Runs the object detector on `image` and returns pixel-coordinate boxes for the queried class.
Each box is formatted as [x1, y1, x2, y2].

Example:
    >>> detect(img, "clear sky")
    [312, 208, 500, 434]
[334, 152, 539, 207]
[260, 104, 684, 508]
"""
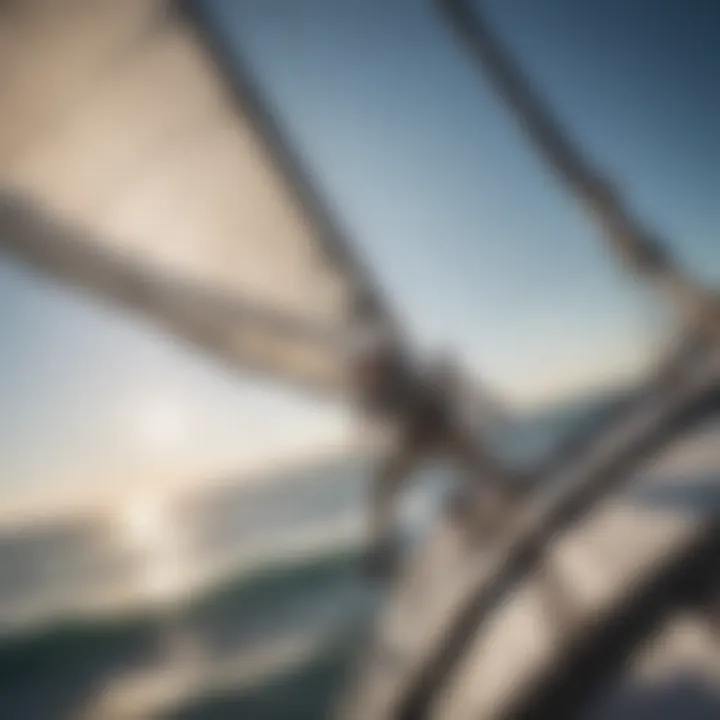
[0, 0, 717, 510]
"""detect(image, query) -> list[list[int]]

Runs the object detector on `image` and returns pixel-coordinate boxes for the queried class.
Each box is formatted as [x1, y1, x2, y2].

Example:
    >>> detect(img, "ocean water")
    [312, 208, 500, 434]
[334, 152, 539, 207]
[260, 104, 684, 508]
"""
[0, 389, 717, 719]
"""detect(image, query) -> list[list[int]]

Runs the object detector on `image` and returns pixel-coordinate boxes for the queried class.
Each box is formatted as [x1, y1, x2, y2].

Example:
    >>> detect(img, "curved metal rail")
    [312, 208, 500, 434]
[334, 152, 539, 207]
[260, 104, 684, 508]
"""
[364, 3, 720, 718]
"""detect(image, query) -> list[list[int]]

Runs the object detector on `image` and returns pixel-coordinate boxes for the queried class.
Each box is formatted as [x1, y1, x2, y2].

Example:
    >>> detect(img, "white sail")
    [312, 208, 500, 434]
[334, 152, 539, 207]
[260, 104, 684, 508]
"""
[0, 0, 396, 399]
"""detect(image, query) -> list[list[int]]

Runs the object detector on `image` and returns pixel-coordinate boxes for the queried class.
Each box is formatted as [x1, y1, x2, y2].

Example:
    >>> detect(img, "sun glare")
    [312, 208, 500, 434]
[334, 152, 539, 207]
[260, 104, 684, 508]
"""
[122, 495, 168, 547]
[133, 397, 190, 451]
[118, 495, 184, 604]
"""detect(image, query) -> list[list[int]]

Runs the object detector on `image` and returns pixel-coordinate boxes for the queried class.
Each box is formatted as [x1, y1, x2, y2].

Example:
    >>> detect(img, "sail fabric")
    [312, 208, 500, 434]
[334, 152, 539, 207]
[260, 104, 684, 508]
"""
[0, 0, 393, 399]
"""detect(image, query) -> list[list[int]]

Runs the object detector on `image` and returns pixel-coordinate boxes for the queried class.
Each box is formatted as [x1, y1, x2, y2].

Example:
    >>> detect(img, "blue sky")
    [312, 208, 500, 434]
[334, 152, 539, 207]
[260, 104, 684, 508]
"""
[0, 0, 717, 507]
